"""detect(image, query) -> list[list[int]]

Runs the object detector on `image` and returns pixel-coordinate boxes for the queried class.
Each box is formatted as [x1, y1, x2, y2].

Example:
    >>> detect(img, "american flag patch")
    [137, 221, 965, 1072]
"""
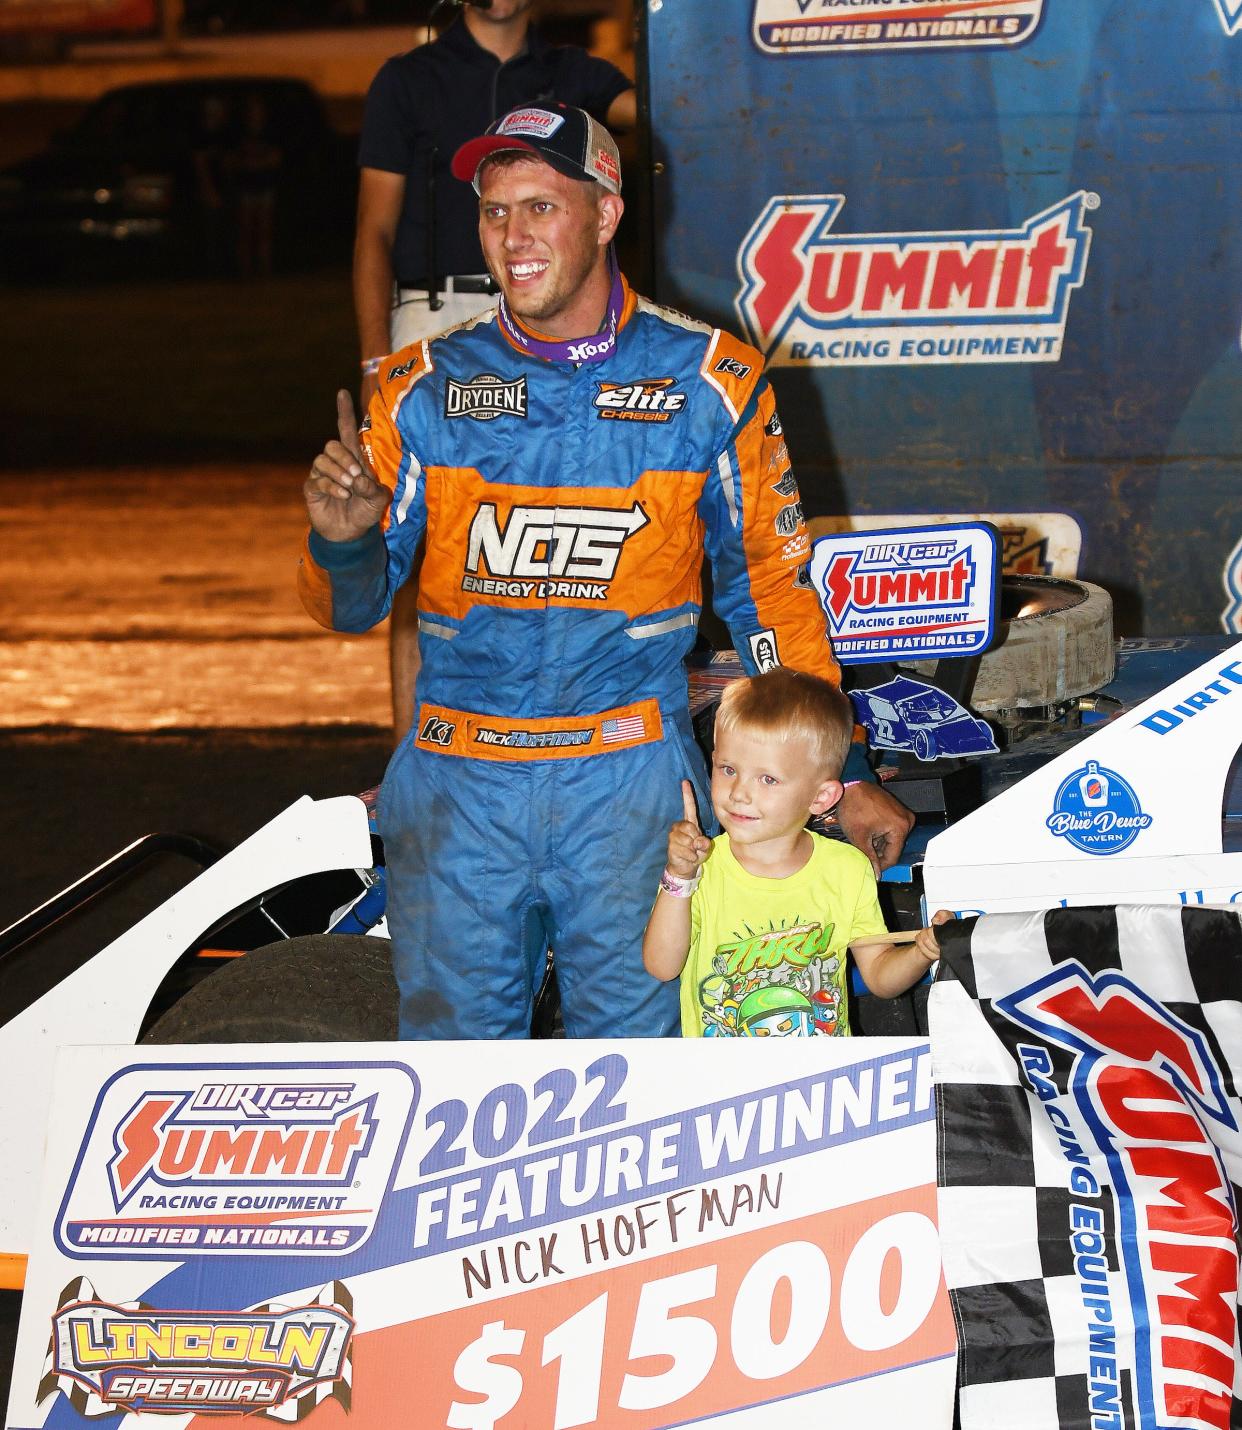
[602, 714, 645, 744]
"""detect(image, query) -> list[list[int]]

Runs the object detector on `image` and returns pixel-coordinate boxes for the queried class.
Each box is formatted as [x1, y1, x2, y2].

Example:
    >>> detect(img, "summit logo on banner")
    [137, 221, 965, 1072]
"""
[736, 192, 1095, 367]
[751, 0, 1045, 54]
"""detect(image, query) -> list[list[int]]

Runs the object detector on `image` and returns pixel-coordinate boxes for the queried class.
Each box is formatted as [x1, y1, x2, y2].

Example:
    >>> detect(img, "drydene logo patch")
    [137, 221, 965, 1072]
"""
[55, 1063, 418, 1257]
[751, 0, 1046, 53]
[445, 374, 528, 421]
[1046, 761, 1153, 855]
[736, 192, 1095, 366]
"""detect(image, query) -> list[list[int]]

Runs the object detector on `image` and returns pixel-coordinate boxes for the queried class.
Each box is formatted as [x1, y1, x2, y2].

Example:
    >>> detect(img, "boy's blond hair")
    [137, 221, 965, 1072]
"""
[714, 667, 853, 776]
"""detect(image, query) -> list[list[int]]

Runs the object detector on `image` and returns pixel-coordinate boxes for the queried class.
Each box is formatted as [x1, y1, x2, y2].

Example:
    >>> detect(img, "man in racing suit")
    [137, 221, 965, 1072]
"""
[300, 104, 913, 1040]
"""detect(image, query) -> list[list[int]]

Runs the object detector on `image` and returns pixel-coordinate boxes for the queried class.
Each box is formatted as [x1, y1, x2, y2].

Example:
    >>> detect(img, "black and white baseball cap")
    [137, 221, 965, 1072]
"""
[451, 103, 622, 195]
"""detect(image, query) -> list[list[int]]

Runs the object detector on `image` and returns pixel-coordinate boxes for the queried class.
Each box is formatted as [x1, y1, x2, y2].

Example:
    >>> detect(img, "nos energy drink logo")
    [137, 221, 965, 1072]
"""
[1046, 760, 1153, 855]
[736, 192, 1094, 366]
[56, 1062, 418, 1258]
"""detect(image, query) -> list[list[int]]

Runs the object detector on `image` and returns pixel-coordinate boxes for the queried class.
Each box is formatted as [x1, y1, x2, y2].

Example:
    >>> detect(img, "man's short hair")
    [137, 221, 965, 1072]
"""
[714, 667, 854, 777]
[475, 148, 610, 204]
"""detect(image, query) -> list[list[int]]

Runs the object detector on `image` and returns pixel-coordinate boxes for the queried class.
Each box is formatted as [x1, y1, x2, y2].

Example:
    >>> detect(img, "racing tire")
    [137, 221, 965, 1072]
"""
[140, 934, 398, 1044]
[956, 576, 1114, 713]
[913, 729, 937, 761]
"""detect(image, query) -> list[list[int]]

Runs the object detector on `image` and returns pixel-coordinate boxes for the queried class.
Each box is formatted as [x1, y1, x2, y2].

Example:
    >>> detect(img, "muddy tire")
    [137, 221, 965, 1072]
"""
[141, 934, 398, 1044]
[969, 576, 1115, 712]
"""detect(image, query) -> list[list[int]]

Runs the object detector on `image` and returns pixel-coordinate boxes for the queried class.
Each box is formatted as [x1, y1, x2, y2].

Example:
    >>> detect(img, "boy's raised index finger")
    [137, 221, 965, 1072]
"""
[681, 780, 701, 828]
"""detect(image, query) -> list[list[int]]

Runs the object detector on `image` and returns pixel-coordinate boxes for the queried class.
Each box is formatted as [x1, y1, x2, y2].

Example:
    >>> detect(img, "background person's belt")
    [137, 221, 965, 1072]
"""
[397, 274, 499, 296]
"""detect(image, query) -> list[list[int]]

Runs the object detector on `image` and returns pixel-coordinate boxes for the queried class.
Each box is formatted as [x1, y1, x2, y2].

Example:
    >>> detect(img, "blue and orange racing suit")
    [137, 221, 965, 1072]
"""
[299, 277, 852, 1039]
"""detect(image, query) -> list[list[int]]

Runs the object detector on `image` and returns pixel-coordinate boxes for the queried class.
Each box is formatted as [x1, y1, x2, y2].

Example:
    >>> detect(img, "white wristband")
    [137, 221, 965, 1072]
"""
[660, 867, 700, 898]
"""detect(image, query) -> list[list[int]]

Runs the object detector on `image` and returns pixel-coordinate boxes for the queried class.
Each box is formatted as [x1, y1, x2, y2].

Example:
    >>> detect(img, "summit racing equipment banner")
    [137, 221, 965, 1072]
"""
[930, 905, 1242, 1430]
[645, 3, 1242, 638]
[8, 1041, 957, 1429]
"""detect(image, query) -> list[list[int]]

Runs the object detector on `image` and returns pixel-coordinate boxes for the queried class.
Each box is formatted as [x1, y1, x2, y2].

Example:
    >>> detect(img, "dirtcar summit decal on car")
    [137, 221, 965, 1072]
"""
[54, 1062, 417, 1258]
[737, 192, 1094, 367]
[751, 0, 1045, 53]
[809, 523, 999, 663]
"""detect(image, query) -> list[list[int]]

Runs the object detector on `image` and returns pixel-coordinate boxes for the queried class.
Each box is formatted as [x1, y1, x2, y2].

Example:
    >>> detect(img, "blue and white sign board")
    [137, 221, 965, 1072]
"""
[808, 522, 999, 664]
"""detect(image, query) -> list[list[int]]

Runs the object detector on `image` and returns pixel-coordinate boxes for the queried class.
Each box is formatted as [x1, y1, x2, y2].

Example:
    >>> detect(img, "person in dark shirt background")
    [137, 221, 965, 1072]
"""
[354, 0, 635, 739]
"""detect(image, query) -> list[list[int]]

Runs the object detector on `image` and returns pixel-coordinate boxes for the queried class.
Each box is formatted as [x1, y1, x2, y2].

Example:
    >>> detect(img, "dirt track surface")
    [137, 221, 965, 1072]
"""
[0, 466, 389, 727]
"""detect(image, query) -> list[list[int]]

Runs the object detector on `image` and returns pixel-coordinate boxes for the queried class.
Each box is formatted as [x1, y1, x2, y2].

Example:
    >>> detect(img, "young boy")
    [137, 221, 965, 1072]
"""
[643, 667, 951, 1038]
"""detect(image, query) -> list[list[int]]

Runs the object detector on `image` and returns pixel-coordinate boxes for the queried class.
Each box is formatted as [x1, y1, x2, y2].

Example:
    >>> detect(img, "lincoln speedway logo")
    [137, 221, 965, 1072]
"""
[1046, 760, 1153, 856]
[999, 964, 1239, 1430]
[751, 0, 1045, 53]
[809, 524, 998, 661]
[736, 192, 1094, 366]
[445, 374, 528, 421]
[464, 501, 649, 602]
[1213, 0, 1242, 35]
[593, 377, 687, 423]
[56, 1064, 418, 1257]
[48, 1282, 352, 1419]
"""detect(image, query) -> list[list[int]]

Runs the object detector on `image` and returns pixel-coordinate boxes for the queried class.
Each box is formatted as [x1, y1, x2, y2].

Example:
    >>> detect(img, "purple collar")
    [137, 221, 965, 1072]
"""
[497, 255, 624, 365]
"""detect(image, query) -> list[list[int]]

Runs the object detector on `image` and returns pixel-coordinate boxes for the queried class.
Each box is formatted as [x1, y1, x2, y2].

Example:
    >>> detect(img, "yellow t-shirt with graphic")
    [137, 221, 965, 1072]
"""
[680, 831, 888, 1039]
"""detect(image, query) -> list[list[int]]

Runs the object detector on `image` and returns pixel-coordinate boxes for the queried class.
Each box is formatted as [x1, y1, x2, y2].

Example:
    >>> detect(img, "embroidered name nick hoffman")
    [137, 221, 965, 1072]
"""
[464, 501, 649, 600]
[475, 727, 593, 749]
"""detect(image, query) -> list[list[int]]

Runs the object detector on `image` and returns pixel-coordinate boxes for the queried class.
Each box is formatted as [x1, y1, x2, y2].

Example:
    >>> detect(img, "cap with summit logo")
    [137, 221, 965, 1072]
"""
[451, 103, 622, 196]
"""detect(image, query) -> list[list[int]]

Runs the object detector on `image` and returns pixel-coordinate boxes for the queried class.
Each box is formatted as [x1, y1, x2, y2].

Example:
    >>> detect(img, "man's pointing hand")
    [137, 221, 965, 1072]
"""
[304, 389, 391, 543]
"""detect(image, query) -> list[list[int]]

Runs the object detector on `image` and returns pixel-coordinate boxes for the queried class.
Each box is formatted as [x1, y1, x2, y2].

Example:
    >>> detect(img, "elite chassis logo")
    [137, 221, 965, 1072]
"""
[1000, 965, 1240, 1430]
[56, 1064, 417, 1258]
[593, 377, 687, 423]
[48, 1286, 353, 1419]
[464, 500, 649, 602]
[445, 374, 528, 421]
[751, 0, 1046, 53]
[736, 191, 1095, 367]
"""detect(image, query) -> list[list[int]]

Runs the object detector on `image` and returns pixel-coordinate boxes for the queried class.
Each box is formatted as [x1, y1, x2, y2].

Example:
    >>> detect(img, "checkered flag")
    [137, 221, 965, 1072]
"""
[261, 1280, 354, 1423]
[931, 905, 1242, 1430]
[37, 1276, 152, 1419]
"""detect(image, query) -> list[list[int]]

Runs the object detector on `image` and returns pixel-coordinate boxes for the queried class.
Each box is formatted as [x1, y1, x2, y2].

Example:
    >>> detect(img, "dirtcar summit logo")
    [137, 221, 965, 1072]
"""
[752, 0, 1045, 54]
[56, 1062, 417, 1258]
[737, 192, 1095, 367]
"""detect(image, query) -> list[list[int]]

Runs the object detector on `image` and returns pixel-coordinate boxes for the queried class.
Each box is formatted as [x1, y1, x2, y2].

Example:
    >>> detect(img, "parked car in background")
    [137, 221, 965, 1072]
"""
[0, 77, 355, 279]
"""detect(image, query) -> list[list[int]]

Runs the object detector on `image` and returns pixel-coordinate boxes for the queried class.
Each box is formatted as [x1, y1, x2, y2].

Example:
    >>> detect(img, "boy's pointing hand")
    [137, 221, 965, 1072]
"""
[667, 779, 712, 878]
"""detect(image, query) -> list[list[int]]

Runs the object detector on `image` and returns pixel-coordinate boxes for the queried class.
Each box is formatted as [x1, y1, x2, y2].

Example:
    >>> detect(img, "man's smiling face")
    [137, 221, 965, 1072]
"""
[477, 154, 621, 338]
